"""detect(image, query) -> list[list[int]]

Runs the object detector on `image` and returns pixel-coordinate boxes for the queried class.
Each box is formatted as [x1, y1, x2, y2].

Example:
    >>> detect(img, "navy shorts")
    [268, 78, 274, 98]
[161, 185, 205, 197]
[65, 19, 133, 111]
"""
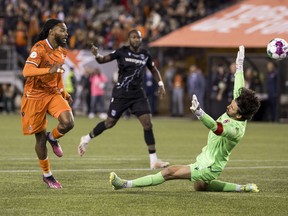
[107, 96, 151, 119]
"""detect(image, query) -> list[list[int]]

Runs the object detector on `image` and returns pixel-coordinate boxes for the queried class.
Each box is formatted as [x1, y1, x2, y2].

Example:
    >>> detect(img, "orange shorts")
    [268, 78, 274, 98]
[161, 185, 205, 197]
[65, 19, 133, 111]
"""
[21, 93, 71, 135]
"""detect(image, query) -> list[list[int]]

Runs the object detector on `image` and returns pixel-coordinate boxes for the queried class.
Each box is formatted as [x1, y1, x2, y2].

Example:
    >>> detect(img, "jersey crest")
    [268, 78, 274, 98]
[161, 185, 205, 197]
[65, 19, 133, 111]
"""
[223, 119, 230, 124]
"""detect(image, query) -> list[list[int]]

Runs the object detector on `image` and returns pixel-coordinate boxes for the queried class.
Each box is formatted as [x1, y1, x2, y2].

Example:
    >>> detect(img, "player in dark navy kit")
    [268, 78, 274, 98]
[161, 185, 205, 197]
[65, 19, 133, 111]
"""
[78, 29, 169, 169]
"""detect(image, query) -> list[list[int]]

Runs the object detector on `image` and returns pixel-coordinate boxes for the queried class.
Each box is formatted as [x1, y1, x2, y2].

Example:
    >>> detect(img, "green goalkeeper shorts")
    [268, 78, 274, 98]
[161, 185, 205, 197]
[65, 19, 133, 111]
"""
[189, 163, 221, 183]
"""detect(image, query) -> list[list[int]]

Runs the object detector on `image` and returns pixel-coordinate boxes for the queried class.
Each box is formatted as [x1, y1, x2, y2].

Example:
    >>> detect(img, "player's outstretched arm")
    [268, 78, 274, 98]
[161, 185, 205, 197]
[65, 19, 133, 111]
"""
[233, 45, 245, 99]
[190, 94, 219, 133]
[91, 43, 111, 64]
[236, 45, 245, 72]
[190, 94, 205, 119]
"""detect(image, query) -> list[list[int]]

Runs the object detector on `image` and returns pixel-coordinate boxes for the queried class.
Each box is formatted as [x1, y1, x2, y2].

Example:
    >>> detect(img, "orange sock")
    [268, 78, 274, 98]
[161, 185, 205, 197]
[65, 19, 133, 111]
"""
[52, 127, 64, 140]
[39, 157, 52, 177]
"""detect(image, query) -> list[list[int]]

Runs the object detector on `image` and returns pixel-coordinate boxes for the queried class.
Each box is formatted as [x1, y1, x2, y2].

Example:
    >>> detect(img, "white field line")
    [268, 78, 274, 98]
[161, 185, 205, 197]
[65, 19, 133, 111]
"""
[0, 165, 288, 173]
[0, 157, 288, 162]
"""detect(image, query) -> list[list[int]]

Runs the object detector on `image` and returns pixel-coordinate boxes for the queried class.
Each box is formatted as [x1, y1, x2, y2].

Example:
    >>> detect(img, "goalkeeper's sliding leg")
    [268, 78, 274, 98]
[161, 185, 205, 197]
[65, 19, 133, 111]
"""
[110, 165, 259, 192]
[110, 165, 191, 190]
[194, 180, 259, 192]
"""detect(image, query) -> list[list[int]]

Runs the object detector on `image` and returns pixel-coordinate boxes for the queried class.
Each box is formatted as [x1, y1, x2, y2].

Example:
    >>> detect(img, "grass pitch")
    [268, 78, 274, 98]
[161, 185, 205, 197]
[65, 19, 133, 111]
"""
[0, 114, 287, 216]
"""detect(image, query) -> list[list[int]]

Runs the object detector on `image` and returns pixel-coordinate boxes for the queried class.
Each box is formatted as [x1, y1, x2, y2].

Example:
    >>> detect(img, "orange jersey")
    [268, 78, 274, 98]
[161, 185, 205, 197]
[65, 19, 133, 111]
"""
[23, 39, 67, 98]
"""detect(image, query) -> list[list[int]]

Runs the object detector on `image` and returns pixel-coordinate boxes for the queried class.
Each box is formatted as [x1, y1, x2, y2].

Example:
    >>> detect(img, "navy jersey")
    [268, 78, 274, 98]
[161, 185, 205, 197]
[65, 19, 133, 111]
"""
[109, 46, 155, 98]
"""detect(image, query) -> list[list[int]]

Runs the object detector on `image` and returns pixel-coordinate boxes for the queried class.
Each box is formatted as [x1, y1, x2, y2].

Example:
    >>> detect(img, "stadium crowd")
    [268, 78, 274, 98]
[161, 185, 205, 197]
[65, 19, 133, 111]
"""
[0, 0, 237, 61]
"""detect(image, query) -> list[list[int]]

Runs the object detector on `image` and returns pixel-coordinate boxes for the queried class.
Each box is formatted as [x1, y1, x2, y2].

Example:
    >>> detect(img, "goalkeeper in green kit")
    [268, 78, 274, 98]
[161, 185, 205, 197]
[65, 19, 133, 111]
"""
[109, 46, 261, 192]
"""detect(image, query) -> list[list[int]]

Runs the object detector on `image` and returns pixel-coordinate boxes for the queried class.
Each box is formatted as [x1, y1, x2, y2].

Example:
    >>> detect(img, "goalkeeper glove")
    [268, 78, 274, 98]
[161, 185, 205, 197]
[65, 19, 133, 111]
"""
[190, 94, 205, 119]
[236, 45, 245, 71]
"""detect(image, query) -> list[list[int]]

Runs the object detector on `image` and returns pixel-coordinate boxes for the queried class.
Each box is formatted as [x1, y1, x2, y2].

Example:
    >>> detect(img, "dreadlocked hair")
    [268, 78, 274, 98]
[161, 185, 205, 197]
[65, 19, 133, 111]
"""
[235, 87, 260, 121]
[36, 19, 63, 44]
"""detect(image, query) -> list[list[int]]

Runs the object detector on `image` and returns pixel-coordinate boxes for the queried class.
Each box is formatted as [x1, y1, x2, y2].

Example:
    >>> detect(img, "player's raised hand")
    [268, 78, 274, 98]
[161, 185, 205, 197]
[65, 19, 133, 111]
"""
[190, 94, 205, 119]
[236, 45, 245, 71]
[91, 43, 99, 57]
[190, 94, 200, 113]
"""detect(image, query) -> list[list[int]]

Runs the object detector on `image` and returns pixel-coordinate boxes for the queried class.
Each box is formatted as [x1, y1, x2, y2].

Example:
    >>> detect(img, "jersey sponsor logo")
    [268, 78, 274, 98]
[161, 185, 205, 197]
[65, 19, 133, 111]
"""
[124, 57, 146, 65]
[30, 51, 37, 58]
[128, 52, 145, 59]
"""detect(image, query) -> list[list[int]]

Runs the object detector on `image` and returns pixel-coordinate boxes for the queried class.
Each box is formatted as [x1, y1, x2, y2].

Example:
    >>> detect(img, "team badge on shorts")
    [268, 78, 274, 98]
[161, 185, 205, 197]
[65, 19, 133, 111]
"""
[111, 110, 116, 117]
[28, 125, 33, 132]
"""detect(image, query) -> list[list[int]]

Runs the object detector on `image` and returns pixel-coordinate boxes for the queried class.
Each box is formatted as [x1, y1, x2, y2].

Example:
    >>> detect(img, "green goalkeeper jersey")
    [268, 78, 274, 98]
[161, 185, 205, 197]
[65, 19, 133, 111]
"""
[195, 69, 246, 172]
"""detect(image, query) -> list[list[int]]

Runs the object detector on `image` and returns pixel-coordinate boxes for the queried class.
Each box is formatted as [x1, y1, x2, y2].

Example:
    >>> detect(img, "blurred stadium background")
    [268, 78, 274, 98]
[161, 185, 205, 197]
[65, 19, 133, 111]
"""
[0, 0, 287, 122]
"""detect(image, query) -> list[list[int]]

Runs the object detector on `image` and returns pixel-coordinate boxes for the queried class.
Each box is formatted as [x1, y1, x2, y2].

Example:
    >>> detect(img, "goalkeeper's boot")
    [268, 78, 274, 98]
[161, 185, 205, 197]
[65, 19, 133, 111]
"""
[43, 175, 62, 189]
[240, 183, 259, 192]
[150, 159, 170, 170]
[78, 136, 89, 156]
[46, 132, 63, 157]
[109, 172, 127, 190]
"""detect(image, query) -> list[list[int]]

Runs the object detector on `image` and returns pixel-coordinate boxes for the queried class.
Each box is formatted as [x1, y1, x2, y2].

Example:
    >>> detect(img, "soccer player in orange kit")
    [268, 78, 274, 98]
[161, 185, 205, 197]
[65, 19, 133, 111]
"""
[20, 19, 74, 189]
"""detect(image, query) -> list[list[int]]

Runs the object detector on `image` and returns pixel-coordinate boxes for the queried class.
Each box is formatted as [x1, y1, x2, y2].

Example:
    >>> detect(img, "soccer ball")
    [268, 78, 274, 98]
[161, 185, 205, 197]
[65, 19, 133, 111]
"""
[267, 38, 288, 60]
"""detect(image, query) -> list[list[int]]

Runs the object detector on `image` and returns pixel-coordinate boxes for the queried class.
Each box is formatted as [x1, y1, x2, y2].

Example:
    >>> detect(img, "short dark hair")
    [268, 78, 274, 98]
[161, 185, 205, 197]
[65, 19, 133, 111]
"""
[235, 87, 260, 121]
[36, 19, 63, 43]
[128, 29, 140, 38]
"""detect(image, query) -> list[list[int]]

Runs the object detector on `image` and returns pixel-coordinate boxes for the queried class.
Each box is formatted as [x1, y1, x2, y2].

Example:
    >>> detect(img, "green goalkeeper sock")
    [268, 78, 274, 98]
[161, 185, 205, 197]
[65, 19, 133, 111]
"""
[132, 172, 165, 188]
[207, 180, 238, 192]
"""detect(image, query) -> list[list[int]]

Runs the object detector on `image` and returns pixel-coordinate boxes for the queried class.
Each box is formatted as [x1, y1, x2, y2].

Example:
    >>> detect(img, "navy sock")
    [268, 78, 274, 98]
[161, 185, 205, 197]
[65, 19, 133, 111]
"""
[90, 121, 106, 138]
[144, 129, 156, 154]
